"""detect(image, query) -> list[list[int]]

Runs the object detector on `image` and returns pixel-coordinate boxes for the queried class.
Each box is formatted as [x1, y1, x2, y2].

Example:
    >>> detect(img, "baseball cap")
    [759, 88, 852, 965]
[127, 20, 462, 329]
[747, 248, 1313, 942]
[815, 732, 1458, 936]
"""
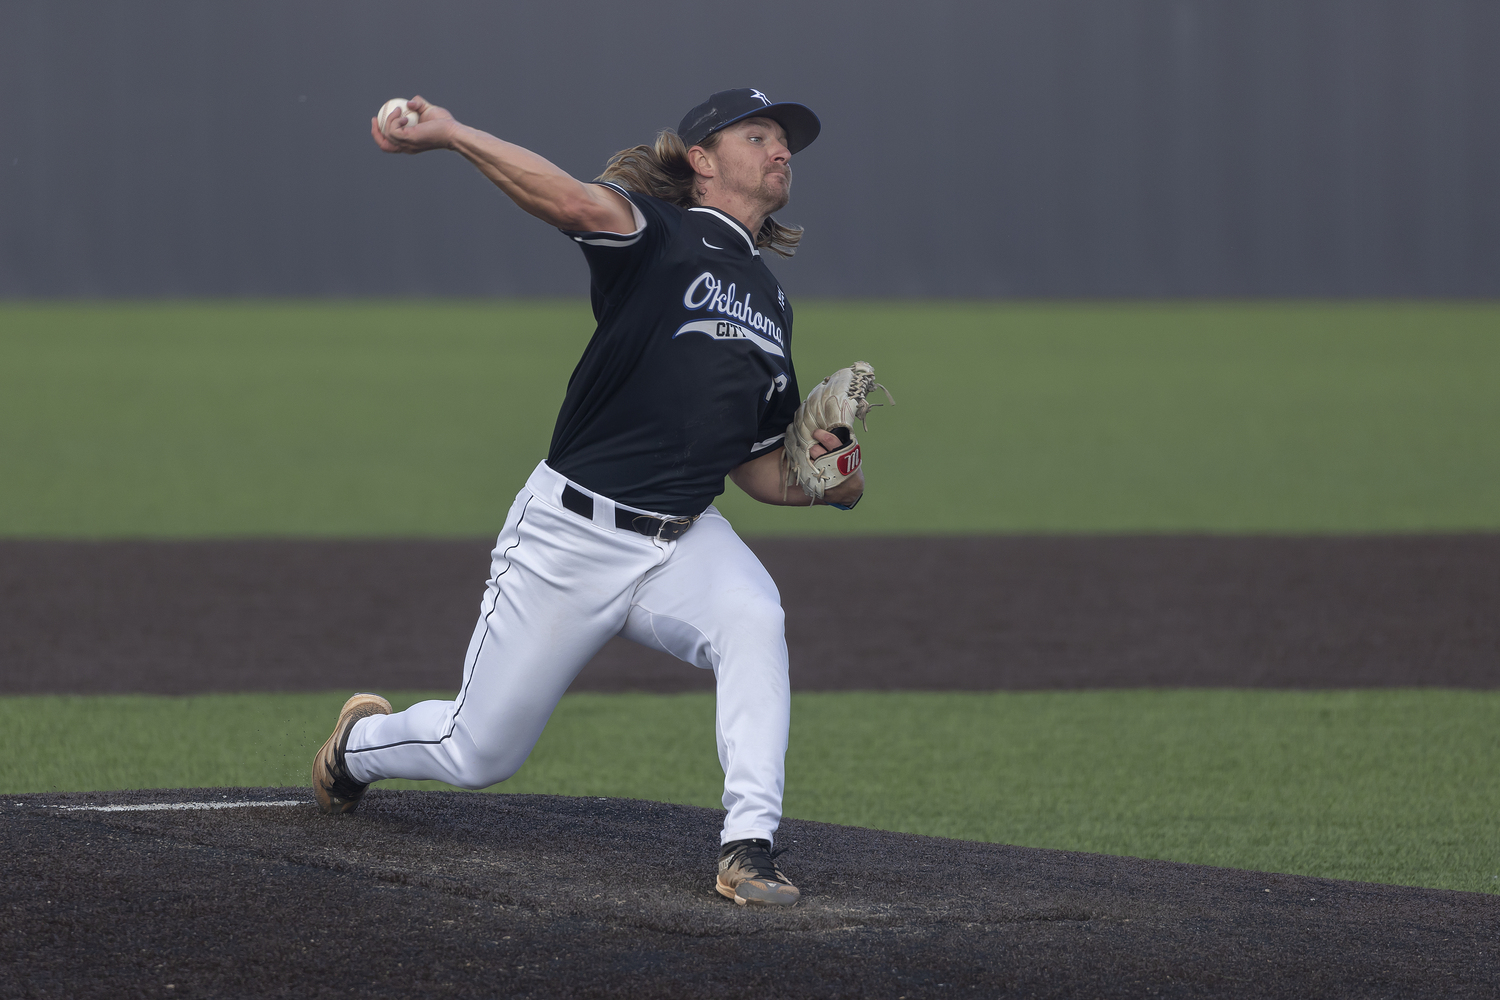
[677, 88, 821, 154]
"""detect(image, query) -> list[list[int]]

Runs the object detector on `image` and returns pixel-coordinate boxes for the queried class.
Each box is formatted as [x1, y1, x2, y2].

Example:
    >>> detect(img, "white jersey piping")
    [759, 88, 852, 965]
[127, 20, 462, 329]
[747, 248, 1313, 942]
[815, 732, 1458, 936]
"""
[750, 432, 786, 453]
[688, 206, 760, 256]
[569, 182, 647, 247]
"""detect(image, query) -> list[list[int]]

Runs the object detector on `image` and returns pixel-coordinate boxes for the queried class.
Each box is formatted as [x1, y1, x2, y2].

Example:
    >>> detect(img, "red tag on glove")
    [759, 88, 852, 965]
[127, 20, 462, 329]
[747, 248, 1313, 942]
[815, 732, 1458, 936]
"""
[837, 444, 862, 477]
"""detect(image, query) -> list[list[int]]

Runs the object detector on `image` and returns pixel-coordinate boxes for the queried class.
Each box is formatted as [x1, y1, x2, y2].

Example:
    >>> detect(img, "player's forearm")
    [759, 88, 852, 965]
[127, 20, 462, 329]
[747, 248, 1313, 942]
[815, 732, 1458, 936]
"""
[730, 449, 864, 507]
[729, 449, 801, 505]
[446, 124, 603, 230]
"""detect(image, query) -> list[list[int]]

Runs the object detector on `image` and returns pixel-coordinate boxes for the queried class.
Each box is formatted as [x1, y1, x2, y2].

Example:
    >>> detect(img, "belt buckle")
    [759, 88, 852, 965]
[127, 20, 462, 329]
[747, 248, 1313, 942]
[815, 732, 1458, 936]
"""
[629, 513, 697, 541]
[657, 516, 697, 541]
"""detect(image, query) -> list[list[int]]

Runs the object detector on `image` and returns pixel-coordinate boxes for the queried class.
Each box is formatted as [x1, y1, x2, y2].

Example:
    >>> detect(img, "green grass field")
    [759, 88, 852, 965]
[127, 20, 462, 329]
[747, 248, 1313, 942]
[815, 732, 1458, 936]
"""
[2, 300, 1498, 535]
[3, 300, 1497, 894]
[4, 689, 1497, 895]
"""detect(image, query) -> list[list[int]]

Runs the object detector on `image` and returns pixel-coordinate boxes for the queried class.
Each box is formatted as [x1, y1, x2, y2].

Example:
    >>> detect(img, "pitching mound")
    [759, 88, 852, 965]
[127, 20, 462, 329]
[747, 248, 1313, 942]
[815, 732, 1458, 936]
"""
[5, 789, 1496, 998]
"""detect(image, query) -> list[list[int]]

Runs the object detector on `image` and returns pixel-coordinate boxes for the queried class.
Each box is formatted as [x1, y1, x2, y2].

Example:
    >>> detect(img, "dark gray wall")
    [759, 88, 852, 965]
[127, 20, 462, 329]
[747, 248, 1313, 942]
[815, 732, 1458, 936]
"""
[2, 0, 1496, 298]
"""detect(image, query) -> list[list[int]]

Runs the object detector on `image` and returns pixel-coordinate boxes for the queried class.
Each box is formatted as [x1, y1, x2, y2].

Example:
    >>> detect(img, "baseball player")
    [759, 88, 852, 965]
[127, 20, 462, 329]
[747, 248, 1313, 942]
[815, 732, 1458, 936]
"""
[313, 89, 870, 907]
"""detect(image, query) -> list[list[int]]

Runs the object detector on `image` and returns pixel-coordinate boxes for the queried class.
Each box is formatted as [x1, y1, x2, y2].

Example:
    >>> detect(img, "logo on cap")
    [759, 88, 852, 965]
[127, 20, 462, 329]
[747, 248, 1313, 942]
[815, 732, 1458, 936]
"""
[678, 88, 820, 155]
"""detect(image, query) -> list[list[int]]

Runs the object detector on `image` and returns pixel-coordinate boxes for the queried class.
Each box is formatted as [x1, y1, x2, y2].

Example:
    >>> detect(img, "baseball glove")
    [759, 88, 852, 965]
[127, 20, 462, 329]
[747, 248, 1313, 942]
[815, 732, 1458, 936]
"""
[782, 360, 895, 502]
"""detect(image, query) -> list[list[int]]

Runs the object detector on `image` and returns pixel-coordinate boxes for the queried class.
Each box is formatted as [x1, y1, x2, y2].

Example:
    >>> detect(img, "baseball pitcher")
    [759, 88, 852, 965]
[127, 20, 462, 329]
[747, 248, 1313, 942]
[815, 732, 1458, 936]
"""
[313, 88, 888, 907]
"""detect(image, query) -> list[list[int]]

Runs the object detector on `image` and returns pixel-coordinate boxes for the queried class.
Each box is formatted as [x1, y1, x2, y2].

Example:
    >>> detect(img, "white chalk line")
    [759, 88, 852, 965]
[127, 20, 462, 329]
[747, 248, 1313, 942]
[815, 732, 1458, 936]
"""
[16, 800, 308, 813]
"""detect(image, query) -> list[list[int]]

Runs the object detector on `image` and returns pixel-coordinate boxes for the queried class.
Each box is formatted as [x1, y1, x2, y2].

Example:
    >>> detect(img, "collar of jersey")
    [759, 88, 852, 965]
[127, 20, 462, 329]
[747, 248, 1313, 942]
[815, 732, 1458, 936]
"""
[688, 207, 760, 257]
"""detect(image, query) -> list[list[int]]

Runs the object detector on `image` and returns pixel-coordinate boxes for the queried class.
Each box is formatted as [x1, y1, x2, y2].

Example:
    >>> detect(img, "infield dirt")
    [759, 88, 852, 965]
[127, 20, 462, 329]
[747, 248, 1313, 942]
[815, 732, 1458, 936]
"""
[3, 535, 1497, 695]
[4, 536, 1498, 998]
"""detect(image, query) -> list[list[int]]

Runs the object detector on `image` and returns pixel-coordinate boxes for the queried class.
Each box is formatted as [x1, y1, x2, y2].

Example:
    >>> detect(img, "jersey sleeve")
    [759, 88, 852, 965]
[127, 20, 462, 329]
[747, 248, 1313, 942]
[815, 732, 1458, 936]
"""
[748, 362, 800, 461]
[558, 182, 675, 303]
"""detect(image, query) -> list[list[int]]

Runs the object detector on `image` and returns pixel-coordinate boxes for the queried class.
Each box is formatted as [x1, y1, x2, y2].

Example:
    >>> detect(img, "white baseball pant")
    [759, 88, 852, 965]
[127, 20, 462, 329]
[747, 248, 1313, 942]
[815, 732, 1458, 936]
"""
[343, 460, 791, 846]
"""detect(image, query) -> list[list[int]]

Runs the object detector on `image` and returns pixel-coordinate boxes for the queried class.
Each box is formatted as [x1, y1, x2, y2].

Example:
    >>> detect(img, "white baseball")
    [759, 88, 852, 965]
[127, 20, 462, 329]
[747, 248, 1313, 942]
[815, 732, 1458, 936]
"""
[377, 98, 420, 135]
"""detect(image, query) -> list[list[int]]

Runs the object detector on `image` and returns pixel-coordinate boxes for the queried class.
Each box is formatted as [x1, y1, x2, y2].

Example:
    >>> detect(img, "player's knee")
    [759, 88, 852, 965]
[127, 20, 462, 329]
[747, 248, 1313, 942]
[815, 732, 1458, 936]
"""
[452, 748, 527, 789]
[733, 597, 785, 641]
[453, 762, 520, 790]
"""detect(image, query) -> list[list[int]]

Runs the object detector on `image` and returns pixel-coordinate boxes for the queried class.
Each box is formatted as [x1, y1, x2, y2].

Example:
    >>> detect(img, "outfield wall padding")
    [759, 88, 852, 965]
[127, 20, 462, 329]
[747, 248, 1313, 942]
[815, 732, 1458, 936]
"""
[1, 0, 1497, 298]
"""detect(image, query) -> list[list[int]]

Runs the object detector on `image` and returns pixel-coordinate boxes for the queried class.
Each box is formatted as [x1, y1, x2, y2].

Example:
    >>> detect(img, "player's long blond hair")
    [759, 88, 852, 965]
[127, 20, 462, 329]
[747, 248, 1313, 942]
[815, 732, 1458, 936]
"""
[597, 129, 803, 258]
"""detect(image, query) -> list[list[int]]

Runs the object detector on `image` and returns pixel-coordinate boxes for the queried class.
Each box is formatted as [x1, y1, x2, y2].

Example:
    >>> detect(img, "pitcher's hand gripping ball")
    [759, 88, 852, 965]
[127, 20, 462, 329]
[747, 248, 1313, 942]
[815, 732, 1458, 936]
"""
[377, 97, 421, 135]
[783, 360, 895, 501]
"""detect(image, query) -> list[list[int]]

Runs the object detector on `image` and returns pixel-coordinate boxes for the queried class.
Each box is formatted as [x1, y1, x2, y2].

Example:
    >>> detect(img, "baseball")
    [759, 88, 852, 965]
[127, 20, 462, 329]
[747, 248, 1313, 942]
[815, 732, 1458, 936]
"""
[377, 98, 420, 135]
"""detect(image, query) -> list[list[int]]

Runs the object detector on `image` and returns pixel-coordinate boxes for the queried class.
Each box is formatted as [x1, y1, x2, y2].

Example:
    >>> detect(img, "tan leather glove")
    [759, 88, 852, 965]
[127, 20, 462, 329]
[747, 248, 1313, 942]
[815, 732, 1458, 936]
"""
[782, 361, 894, 502]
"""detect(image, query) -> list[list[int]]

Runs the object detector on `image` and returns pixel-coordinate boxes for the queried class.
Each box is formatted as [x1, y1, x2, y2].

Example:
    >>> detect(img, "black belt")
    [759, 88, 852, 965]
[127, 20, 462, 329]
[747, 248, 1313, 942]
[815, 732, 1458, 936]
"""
[561, 484, 699, 541]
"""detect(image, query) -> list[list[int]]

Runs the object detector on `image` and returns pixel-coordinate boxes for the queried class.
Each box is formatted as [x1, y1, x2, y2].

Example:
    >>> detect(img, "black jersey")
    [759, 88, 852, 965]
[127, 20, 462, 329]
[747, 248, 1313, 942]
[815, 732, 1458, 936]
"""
[547, 182, 801, 516]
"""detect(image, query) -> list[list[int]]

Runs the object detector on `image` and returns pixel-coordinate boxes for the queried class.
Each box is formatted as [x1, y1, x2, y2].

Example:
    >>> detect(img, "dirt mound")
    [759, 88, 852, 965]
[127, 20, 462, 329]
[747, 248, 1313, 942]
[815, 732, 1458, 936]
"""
[5, 788, 1496, 998]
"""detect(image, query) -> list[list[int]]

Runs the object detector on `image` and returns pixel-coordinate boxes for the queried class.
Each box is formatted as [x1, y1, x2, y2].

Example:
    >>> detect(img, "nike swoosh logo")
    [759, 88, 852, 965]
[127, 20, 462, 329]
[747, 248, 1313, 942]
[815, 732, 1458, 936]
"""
[702, 238, 725, 250]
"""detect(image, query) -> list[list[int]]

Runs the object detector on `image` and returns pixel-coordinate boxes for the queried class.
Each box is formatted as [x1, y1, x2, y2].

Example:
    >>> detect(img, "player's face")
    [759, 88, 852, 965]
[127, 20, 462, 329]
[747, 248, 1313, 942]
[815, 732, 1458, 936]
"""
[713, 118, 792, 214]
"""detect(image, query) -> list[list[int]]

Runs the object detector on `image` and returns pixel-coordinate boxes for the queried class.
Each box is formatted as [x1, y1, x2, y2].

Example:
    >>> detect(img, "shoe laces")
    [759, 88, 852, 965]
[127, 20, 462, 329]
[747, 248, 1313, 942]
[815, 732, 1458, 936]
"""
[320, 723, 366, 800]
[323, 764, 366, 801]
[724, 839, 789, 883]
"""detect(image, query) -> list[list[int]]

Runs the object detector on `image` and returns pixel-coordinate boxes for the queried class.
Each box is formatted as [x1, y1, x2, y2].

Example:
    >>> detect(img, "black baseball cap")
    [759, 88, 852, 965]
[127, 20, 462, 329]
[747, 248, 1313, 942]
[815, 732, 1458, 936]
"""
[677, 88, 821, 155]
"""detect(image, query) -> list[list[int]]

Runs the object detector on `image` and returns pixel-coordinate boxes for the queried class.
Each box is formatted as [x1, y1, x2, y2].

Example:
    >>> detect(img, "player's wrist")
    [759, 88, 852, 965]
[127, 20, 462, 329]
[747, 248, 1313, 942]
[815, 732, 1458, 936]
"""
[819, 474, 864, 508]
[442, 120, 479, 152]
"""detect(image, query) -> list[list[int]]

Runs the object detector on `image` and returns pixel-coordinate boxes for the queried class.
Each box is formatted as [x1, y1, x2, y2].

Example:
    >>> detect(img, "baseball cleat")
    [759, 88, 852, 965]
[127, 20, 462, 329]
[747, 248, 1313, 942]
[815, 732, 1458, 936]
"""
[716, 838, 800, 906]
[311, 693, 392, 815]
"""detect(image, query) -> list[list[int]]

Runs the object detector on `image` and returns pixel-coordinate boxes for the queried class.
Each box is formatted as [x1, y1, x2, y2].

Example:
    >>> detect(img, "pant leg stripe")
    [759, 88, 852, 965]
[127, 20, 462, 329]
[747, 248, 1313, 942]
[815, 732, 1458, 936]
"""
[346, 496, 533, 757]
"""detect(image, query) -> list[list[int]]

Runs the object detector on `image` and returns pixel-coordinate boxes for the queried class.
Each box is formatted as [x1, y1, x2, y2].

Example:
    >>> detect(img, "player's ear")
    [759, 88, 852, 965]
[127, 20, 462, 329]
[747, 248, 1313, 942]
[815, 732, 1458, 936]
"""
[688, 145, 715, 178]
